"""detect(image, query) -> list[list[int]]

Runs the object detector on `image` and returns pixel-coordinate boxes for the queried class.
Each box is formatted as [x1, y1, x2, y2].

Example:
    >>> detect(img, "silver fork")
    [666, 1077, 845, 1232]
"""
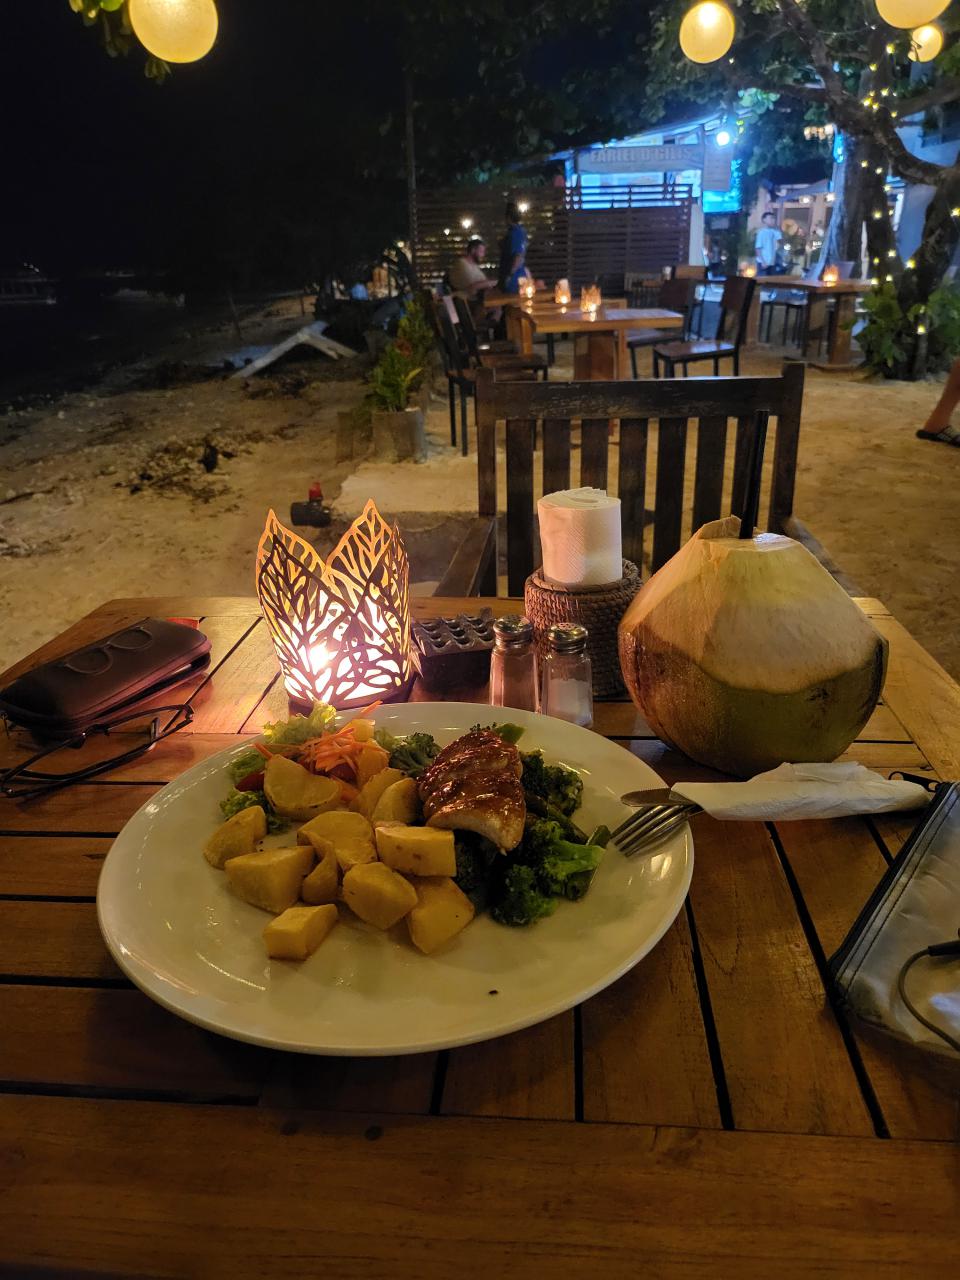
[611, 788, 702, 858]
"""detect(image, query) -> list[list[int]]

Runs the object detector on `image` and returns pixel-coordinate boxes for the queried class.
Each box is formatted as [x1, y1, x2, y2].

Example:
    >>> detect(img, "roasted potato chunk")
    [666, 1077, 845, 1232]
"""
[264, 904, 338, 960]
[342, 861, 418, 930]
[300, 839, 340, 905]
[356, 741, 390, 787]
[297, 810, 376, 872]
[406, 877, 475, 954]
[225, 845, 314, 914]
[371, 777, 420, 826]
[355, 767, 404, 819]
[203, 804, 267, 869]
[375, 824, 456, 877]
[263, 755, 341, 821]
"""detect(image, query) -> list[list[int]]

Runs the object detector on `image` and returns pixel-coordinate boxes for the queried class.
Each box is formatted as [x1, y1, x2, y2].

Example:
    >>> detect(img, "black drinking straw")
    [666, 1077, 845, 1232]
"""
[739, 413, 769, 538]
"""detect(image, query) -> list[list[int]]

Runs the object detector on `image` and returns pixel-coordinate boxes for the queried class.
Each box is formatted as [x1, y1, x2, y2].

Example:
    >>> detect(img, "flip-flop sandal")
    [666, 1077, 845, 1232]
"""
[916, 426, 960, 446]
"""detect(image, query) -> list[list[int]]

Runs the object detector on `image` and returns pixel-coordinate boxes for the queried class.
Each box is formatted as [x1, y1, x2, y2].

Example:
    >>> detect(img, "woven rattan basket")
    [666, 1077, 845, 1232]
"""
[524, 560, 641, 698]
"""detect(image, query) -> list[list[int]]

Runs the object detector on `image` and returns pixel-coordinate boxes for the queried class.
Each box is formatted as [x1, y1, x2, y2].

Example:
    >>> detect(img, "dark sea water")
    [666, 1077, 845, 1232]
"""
[0, 296, 199, 405]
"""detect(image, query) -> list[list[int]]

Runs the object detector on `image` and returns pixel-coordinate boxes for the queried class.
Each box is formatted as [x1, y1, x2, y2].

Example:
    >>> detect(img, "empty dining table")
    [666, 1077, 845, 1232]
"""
[514, 304, 684, 379]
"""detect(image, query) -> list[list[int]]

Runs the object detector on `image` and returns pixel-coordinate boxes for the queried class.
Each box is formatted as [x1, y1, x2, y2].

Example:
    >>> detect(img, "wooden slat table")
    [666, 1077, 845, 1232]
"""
[2, 595, 959, 1277]
[515, 306, 683, 379]
[747, 276, 873, 370]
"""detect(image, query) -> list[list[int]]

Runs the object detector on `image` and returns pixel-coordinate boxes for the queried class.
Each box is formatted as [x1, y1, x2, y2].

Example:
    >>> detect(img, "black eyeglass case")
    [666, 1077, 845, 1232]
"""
[0, 618, 211, 737]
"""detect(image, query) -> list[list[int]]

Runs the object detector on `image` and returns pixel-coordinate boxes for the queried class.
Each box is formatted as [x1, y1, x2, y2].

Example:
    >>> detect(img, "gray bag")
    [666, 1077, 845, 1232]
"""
[830, 780, 960, 1061]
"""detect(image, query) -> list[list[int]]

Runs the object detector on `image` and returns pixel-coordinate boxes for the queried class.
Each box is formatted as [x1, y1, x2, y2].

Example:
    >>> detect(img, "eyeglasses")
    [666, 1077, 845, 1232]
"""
[0, 703, 193, 799]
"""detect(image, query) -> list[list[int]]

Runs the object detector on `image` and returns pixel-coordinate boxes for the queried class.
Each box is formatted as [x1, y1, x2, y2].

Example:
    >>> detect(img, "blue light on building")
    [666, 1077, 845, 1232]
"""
[703, 160, 742, 214]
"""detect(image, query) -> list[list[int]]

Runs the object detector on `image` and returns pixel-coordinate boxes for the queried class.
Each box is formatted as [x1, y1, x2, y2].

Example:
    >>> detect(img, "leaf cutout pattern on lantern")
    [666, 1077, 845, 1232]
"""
[256, 501, 412, 709]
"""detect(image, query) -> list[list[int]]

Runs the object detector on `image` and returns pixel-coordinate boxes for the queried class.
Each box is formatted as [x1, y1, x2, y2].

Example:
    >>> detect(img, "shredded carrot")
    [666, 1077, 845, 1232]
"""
[254, 742, 274, 760]
[337, 780, 359, 803]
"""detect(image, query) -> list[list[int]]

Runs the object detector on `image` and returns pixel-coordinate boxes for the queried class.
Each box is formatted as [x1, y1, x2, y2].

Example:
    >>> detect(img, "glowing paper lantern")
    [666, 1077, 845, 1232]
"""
[256, 502, 412, 710]
[909, 23, 944, 59]
[580, 284, 602, 313]
[875, 0, 949, 28]
[129, 0, 219, 63]
[679, 2, 735, 64]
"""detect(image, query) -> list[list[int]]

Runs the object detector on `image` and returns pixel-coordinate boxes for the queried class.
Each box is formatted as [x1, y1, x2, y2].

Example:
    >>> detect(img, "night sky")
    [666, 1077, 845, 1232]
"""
[3, 3, 405, 285]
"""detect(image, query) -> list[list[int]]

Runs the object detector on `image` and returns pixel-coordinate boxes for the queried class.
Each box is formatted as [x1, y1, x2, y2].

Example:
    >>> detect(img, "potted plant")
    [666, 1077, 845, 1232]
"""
[369, 341, 427, 462]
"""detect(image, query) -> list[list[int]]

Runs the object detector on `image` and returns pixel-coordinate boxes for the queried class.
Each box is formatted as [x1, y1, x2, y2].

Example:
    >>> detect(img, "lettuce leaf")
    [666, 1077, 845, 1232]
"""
[261, 703, 336, 746]
[227, 747, 266, 783]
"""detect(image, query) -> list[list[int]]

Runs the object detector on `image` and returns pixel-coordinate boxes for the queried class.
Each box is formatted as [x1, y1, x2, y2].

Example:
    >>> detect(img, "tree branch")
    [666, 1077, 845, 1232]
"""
[719, 64, 827, 103]
[897, 79, 960, 119]
[776, 0, 846, 98]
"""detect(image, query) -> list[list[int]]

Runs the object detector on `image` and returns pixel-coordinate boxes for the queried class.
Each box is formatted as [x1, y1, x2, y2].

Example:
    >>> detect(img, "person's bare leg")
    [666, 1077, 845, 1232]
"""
[920, 355, 960, 434]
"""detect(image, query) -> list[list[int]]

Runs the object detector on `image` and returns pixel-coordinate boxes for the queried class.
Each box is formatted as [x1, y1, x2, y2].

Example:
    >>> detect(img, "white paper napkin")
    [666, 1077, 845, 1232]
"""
[538, 487, 622, 587]
[672, 762, 931, 821]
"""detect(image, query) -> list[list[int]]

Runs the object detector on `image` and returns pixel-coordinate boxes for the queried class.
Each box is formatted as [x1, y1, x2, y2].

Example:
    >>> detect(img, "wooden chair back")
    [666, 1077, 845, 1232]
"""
[451, 294, 483, 360]
[659, 277, 695, 331]
[714, 276, 756, 346]
[672, 263, 708, 281]
[474, 362, 805, 594]
[436, 305, 469, 377]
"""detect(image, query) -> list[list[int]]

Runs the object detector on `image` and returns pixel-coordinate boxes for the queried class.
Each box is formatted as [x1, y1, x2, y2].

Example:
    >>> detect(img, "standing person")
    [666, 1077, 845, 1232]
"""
[497, 202, 529, 294]
[917, 355, 960, 446]
[449, 236, 496, 300]
[754, 210, 783, 275]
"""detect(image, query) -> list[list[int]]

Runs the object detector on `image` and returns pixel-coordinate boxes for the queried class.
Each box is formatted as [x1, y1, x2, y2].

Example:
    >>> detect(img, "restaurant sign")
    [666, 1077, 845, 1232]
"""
[578, 141, 732, 192]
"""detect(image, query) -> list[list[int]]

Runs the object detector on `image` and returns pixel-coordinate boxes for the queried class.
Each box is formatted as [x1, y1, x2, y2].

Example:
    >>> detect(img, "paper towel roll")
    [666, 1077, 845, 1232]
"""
[538, 488, 622, 587]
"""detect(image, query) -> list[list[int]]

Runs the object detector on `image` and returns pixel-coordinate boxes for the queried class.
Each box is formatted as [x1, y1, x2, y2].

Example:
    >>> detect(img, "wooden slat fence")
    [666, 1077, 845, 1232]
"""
[416, 185, 692, 290]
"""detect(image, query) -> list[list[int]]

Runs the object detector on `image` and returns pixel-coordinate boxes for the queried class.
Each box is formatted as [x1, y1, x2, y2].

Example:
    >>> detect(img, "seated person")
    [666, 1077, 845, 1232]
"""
[449, 237, 496, 299]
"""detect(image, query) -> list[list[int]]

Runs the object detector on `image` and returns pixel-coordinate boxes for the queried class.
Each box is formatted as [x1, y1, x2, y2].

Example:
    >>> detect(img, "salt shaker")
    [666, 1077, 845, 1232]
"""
[541, 623, 593, 727]
[489, 615, 539, 713]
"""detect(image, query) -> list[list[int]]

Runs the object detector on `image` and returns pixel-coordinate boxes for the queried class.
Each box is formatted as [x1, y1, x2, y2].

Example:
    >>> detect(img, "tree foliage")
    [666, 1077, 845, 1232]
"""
[644, 0, 960, 376]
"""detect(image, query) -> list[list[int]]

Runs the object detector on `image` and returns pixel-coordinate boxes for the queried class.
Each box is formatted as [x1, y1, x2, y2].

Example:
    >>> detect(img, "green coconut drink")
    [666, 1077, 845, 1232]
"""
[618, 516, 887, 777]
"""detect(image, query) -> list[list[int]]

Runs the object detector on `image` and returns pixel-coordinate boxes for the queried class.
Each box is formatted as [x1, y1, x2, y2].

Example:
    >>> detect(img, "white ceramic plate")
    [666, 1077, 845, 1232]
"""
[97, 703, 693, 1056]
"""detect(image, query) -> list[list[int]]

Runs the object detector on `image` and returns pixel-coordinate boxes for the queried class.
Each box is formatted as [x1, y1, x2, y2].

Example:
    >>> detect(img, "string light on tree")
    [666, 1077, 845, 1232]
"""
[909, 23, 944, 60]
[875, 0, 950, 30]
[128, 0, 219, 64]
[678, 2, 736, 64]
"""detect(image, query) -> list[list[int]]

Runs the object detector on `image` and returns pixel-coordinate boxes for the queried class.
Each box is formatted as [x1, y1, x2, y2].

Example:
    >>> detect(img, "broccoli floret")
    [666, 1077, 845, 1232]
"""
[374, 729, 439, 777]
[539, 843, 604, 901]
[490, 864, 558, 927]
[219, 788, 288, 833]
[469, 721, 525, 744]
[453, 832, 499, 910]
[521, 751, 583, 817]
[517, 818, 603, 900]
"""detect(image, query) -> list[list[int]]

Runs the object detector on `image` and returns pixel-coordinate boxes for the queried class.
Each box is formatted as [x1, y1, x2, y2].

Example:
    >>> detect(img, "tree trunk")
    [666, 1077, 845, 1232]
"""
[821, 140, 870, 274]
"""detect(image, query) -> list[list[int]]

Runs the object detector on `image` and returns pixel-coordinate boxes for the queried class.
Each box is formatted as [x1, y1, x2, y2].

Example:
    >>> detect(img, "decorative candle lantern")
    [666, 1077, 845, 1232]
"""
[128, 0, 219, 63]
[580, 284, 602, 313]
[741, 263, 757, 278]
[822, 264, 839, 286]
[521, 277, 537, 300]
[256, 501, 412, 710]
[554, 278, 571, 306]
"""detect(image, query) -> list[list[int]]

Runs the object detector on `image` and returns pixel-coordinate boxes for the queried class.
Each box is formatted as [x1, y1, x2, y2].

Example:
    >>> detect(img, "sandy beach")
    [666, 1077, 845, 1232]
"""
[1, 303, 958, 680]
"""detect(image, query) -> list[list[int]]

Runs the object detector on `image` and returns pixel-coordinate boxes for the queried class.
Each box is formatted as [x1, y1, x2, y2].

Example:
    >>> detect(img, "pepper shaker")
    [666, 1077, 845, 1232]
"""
[541, 623, 593, 727]
[489, 615, 539, 713]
